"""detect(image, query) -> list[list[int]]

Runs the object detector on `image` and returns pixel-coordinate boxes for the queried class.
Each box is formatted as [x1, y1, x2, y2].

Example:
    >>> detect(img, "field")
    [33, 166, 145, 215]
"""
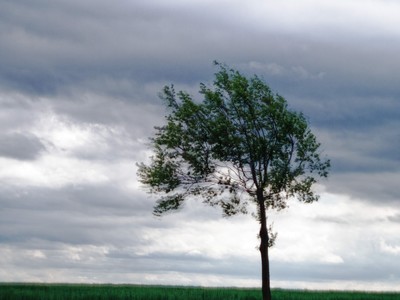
[1, 284, 399, 300]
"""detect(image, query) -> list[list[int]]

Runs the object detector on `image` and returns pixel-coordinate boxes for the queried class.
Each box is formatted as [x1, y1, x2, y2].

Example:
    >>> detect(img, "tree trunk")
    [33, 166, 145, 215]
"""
[258, 189, 271, 300]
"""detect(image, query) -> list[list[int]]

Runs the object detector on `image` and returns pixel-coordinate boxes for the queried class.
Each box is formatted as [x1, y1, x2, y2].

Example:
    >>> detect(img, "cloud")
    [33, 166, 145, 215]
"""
[245, 62, 326, 81]
[387, 214, 400, 223]
[2, 188, 400, 289]
[0, 0, 218, 96]
[0, 133, 46, 160]
[380, 240, 400, 256]
[1, 0, 400, 291]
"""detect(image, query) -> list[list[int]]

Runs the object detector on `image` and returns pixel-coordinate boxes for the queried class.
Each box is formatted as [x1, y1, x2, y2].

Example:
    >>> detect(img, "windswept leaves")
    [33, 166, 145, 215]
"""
[137, 62, 330, 218]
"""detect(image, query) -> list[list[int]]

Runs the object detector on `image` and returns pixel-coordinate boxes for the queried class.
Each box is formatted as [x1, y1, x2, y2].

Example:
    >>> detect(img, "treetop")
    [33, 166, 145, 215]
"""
[138, 62, 330, 217]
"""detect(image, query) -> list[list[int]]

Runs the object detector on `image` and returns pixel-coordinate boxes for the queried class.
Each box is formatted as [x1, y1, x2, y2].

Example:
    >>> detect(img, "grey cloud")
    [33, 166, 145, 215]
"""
[0, 95, 40, 132]
[321, 124, 400, 174]
[1, 0, 400, 289]
[0, 243, 259, 284]
[2, 0, 400, 117]
[388, 214, 400, 223]
[0, 1, 216, 96]
[0, 183, 154, 247]
[272, 259, 400, 283]
[0, 180, 259, 282]
[326, 171, 400, 204]
[107, 250, 259, 278]
[0, 2, 384, 94]
[0, 132, 46, 160]
[51, 91, 165, 132]
[313, 216, 349, 225]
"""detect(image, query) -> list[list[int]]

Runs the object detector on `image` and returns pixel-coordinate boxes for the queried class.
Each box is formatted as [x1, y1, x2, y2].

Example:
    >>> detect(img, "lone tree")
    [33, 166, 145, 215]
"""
[137, 62, 330, 300]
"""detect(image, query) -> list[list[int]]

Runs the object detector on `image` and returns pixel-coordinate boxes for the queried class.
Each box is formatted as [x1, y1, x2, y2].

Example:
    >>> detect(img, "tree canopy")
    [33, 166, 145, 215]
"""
[138, 62, 329, 217]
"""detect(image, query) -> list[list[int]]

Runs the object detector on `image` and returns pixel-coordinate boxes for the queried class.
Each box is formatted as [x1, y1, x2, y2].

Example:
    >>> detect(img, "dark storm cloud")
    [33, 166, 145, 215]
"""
[0, 132, 46, 160]
[2, 0, 400, 118]
[4, 0, 396, 100]
[0, 0, 218, 97]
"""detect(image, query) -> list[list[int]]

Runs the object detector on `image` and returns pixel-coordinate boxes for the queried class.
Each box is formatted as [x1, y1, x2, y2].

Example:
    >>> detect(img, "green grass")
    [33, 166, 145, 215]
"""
[0, 283, 399, 300]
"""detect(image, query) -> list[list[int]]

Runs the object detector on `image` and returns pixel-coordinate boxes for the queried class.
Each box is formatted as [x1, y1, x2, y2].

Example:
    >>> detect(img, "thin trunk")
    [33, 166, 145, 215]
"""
[258, 189, 271, 300]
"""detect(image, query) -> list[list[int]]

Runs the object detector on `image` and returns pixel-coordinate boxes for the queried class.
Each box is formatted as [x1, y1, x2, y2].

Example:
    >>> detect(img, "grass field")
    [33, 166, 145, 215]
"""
[0, 283, 399, 300]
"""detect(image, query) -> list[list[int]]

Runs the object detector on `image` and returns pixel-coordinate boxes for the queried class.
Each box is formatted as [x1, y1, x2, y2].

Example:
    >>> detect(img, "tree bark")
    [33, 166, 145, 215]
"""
[258, 189, 271, 300]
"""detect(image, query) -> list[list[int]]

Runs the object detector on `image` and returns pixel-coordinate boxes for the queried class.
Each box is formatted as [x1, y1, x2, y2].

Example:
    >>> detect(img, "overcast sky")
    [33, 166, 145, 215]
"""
[1, 0, 400, 291]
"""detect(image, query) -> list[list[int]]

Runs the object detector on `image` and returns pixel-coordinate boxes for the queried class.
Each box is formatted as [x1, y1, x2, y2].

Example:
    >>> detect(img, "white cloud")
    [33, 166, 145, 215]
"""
[0, 154, 109, 188]
[30, 250, 46, 259]
[380, 240, 400, 255]
[243, 0, 400, 39]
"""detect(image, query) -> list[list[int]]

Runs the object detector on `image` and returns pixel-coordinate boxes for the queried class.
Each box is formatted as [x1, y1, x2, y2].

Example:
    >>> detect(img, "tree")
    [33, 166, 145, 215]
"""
[137, 62, 330, 300]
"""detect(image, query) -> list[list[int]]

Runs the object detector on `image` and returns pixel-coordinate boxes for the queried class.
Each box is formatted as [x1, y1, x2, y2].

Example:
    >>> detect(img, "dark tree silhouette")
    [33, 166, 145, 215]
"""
[137, 62, 330, 300]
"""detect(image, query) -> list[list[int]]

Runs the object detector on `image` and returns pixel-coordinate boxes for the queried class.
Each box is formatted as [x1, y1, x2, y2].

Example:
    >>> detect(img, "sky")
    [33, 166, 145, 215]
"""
[1, 0, 400, 291]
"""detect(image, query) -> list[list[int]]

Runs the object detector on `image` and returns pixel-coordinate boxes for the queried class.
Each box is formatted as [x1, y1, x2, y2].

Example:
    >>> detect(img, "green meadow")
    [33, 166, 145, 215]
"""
[0, 284, 399, 300]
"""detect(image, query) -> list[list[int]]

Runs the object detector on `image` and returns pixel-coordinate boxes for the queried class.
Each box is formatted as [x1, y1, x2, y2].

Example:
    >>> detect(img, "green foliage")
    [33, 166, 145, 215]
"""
[1, 284, 399, 300]
[137, 62, 330, 217]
